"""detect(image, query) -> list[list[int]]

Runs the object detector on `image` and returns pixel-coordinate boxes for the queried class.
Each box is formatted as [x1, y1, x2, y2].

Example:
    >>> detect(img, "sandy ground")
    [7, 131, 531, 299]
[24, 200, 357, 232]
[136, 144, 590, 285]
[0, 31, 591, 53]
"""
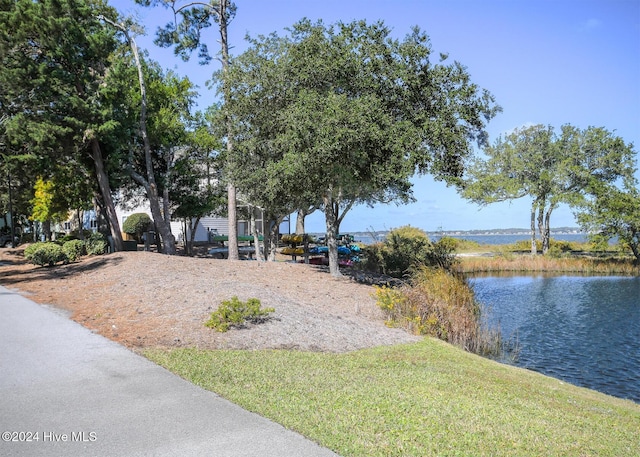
[0, 246, 420, 352]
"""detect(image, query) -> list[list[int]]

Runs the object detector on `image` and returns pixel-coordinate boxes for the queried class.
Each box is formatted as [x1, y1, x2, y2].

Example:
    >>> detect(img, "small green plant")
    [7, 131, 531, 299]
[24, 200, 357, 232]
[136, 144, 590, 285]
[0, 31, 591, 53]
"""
[205, 296, 275, 332]
[85, 232, 108, 255]
[24, 242, 67, 267]
[62, 239, 86, 262]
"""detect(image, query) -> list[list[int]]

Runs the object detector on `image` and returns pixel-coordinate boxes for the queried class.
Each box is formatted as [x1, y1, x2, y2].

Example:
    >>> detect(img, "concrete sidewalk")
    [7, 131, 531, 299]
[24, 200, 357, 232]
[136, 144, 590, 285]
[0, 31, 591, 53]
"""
[0, 286, 339, 457]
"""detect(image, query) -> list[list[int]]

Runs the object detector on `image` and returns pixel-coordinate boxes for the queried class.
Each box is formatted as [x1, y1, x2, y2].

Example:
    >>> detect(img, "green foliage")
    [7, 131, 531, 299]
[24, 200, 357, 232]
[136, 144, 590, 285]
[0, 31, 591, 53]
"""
[204, 297, 275, 332]
[85, 232, 108, 256]
[361, 226, 457, 277]
[462, 124, 636, 254]
[380, 226, 431, 277]
[576, 179, 640, 263]
[57, 234, 78, 244]
[122, 213, 153, 242]
[62, 239, 86, 262]
[1, 0, 120, 235]
[24, 242, 67, 267]
[426, 237, 459, 270]
[221, 18, 500, 274]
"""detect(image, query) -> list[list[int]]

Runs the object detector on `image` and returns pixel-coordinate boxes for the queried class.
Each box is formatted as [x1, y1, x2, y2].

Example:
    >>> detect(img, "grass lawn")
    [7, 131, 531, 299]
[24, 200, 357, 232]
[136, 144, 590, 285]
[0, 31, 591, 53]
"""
[145, 338, 639, 457]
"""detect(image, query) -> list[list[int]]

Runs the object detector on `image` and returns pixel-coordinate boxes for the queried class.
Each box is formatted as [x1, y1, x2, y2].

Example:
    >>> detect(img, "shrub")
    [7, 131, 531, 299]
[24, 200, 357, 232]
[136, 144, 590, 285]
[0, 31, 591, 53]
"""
[360, 226, 458, 277]
[204, 296, 275, 332]
[57, 234, 77, 244]
[122, 213, 153, 242]
[62, 239, 86, 262]
[360, 242, 386, 273]
[381, 226, 431, 277]
[374, 267, 500, 355]
[425, 237, 458, 271]
[86, 232, 108, 255]
[24, 242, 67, 267]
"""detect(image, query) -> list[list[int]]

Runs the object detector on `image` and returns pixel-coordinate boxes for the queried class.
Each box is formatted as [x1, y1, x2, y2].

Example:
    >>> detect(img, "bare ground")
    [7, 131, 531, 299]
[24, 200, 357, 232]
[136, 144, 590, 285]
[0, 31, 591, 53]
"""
[0, 247, 419, 352]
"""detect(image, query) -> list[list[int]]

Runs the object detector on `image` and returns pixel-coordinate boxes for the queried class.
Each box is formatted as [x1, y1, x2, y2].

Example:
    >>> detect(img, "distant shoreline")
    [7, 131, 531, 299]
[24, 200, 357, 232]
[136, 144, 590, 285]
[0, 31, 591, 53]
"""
[306, 227, 586, 238]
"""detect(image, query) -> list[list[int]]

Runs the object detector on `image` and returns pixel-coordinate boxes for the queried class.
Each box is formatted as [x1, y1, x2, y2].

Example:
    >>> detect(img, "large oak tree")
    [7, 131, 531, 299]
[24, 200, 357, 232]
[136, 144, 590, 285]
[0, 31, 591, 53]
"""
[462, 124, 636, 254]
[223, 19, 500, 275]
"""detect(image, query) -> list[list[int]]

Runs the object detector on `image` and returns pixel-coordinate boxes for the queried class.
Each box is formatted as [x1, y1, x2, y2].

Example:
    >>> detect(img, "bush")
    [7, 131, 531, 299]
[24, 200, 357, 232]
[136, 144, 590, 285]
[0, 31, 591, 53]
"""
[62, 239, 86, 262]
[122, 213, 153, 242]
[204, 296, 275, 332]
[86, 232, 108, 255]
[360, 226, 458, 277]
[24, 242, 67, 267]
[56, 234, 78, 245]
[425, 237, 458, 271]
[374, 267, 500, 355]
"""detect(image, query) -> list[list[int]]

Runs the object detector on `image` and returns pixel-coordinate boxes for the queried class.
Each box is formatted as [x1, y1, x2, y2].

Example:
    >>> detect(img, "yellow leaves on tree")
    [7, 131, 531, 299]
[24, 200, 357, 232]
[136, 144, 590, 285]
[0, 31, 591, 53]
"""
[30, 177, 68, 223]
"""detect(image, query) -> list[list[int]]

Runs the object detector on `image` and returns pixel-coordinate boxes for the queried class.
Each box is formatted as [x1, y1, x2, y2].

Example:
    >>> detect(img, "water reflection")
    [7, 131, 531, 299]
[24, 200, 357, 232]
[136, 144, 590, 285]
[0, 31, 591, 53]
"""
[471, 275, 640, 403]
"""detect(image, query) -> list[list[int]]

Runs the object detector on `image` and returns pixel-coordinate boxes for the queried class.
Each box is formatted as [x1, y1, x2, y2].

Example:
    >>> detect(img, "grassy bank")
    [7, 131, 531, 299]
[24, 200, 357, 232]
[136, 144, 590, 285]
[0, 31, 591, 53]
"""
[145, 339, 639, 457]
[458, 254, 639, 275]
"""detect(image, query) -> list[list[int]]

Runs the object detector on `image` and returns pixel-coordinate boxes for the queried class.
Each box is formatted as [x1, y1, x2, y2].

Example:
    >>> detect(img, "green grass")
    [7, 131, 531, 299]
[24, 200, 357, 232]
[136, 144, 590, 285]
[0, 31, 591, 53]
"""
[145, 339, 639, 457]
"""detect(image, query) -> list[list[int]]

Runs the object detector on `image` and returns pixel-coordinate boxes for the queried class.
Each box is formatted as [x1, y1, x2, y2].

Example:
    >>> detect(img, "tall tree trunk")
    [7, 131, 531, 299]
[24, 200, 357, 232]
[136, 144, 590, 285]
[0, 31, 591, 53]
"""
[43, 220, 51, 241]
[295, 209, 306, 234]
[629, 237, 640, 264]
[76, 209, 85, 240]
[296, 209, 307, 235]
[295, 205, 318, 234]
[269, 221, 280, 261]
[131, 32, 175, 254]
[89, 138, 123, 251]
[542, 206, 553, 254]
[181, 219, 189, 255]
[537, 204, 544, 253]
[530, 203, 537, 255]
[218, 1, 238, 260]
[260, 213, 285, 261]
[101, 17, 176, 254]
[249, 206, 264, 261]
[323, 187, 356, 276]
[227, 182, 238, 259]
[323, 193, 341, 277]
[126, 21, 176, 254]
[189, 216, 201, 256]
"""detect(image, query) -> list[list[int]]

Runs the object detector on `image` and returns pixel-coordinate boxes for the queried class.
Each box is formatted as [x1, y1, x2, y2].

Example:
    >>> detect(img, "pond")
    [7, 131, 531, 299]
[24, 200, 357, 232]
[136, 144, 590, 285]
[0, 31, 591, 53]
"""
[471, 275, 640, 403]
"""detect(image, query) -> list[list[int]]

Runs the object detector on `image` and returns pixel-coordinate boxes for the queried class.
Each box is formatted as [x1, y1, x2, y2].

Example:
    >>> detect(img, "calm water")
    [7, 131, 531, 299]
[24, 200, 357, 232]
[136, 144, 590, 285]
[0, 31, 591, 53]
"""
[472, 275, 640, 403]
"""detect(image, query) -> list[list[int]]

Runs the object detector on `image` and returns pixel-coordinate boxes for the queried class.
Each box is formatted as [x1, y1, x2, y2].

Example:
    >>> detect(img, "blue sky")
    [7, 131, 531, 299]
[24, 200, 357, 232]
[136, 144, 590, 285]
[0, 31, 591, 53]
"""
[112, 0, 640, 233]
